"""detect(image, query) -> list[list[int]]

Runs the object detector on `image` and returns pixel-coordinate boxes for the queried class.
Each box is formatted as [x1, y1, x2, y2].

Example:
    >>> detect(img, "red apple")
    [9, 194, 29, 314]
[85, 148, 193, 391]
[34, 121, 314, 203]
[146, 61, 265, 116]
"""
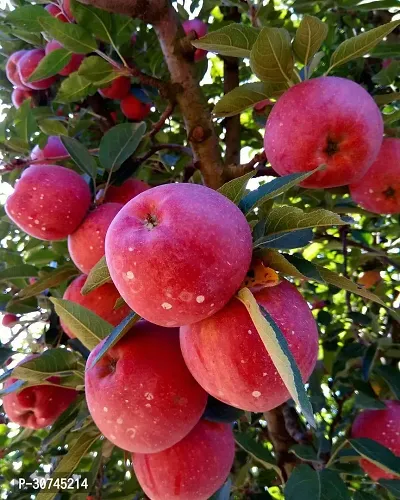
[5, 50, 29, 89]
[99, 76, 131, 100]
[62, 0, 74, 21]
[45, 40, 84, 76]
[182, 19, 208, 62]
[350, 138, 400, 215]
[5, 165, 92, 241]
[120, 94, 151, 120]
[62, 275, 131, 338]
[30, 136, 69, 165]
[45, 3, 68, 22]
[352, 401, 400, 481]
[18, 49, 57, 90]
[180, 280, 319, 412]
[104, 179, 150, 205]
[68, 203, 122, 274]
[133, 419, 234, 500]
[105, 183, 252, 327]
[11, 88, 35, 109]
[264, 77, 384, 188]
[2, 313, 18, 328]
[85, 321, 208, 453]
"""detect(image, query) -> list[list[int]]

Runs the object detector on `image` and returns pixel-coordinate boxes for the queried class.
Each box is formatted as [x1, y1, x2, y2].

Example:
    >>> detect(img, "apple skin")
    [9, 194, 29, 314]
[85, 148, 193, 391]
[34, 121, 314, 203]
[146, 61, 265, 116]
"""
[99, 76, 131, 100]
[30, 136, 69, 165]
[180, 280, 319, 412]
[105, 183, 252, 327]
[264, 77, 383, 188]
[18, 49, 57, 90]
[2, 313, 18, 328]
[352, 401, 400, 481]
[5, 50, 30, 89]
[5, 165, 92, 241]
[85, 321, 208, 453]
[182, 19, 208, 61]
[61, 275, 131, 338]
[132, 419, 234, 500]
[45, 40, 84, 76]
[11, 88, 35, 108]
[104, 178, 150, 205]
[45, 4, 68, 22]
[120, 94, 151, 120]
[62, 0, 74, 21]
[350, 138, 400, 215]
[68, 203, 123, 274]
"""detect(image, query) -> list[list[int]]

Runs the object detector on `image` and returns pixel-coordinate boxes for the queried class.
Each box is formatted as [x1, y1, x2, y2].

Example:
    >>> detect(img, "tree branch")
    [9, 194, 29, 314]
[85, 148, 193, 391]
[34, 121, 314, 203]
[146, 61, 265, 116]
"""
[148, 102, 175, 139]
[77, 0, 167, 22]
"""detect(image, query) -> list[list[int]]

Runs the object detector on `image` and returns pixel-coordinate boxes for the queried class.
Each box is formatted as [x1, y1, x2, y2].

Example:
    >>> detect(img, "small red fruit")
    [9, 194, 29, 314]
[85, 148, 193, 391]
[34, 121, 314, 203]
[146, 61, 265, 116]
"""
[45, 40, 84, 76]
[45, 3, 68, 22]
[182, 19, 208, 61]
[30, 136, 69, 165]
[85, 321, 208, 453]
[133, 419, 235, 500]
[62, 0, 74, 21]
[2, 313, 18, 328]
[18, 49, 57, 90]
[104, 178, 150, 205]
[6, 50, 29, 89]
[350, 138, 400, 215]
[62, 275, 130, 338]
[6, 165, 92, 241]
[99, 76, 131, 100]
[11, 88, 35, 109]
[120, 94, 151, 120]
[352, 401, 400, 481]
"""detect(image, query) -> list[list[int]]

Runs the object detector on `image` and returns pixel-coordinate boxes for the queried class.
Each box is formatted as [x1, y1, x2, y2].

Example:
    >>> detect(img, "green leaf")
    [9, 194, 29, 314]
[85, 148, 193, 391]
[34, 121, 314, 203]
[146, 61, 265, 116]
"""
[349, 438, 400, 477]
[99, 122, 146, 171]
[372, 61, 400, 86]
[260, 249, 308, 280]
[38, 16, 97, 54]
[293, 15, 328, 66]
[250, 27, 294, 83]
[6, 5, 51, 33]
[55, 73, 96, 103]
[328, 20, 400, 72]
[375, 365, 400, 399]
[77, 56, 117, 85]
[235, 432, 282, 478]
[38, 118, 69, 136]
[253, 229, 314, 250]
[291, 444, 321, 462]
[379, 479, 400, 497]
[13, 348, 81, 383]
[14, 98, 37, 146]
[88, 311, 140, 368]
[50, 297, 113, 351]
[28, 49, 71, 82]
[192, 24, 259, 58]
[18, 264, 78, 299]
[217, 171, 256, 204]
[383, 109, 400, 126]
[0, 264, 38, 281]
[374, 92, 400, 106]
[70, 0, 113, 43]
[213, 82, 286, 118]
[285, 465, 351, 500]
[81, 256, 111, 295]
[61, 136, 98, 180]
[237, 287, 316, 428]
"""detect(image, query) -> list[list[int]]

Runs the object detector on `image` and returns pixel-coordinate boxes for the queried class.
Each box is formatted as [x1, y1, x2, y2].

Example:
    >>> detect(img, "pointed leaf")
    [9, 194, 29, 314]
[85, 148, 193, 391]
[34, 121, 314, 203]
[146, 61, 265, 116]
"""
[329, 21, 400, 71]
[28, 49, 71, 82]
[379, 479, 400, 497]
[99, 122, 146, 171]
[349, 438, 400, 477]
[372, 61, 400, 86]
[6, 5, 51, 33]
[293, 15, 328, 66]
[291, 444, 321, 462]
[235, 431, 282, 478]
[61, 136, 98, 180]
[77, 56, 117, 85]
[192, 24, 259, 58]
[0, 264, 38, 280]
[55, 73, 96, 103]
[38, 119, 69, 136]
[18, 264, 78, 299]
[39, 16, 97, 54]
[50, 297, 113, 351]
[70, 0, 113, 43]
[217, 171, 256, 204]
[254, 229, 314, 250]
[250, 27, 294, 83]
[81, 256, 111, 295]
[374, 92, 400, 106]
[237, 287, 316, 427]
[375, 365, 400, 399]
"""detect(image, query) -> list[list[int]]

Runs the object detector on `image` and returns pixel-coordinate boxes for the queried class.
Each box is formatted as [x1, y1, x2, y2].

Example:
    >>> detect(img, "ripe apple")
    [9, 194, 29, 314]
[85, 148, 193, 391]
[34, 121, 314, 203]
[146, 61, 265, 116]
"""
[264, 77, 384, 188]
[182, 19, 208, 61]
[350, 138, 400, 215]
[11, 88, 35, 109]
[30, 136, 69, 165]
[105, 183, 252, 327]
[5, 50, 29, 89]
[352, 401, 400, 481]
[5, 165, 92, 241]
[104, 178, 150, 205]
[62, 0, 74, 20]
[18, 49, 57, 90]
[85, 321, 208, 453]
[120, 94, 151, 120]
[180, 280, 319, 412]
[45, 40, 84, 76]
[62, 275, 131, 338]
[68, 203, 122, 274]
[99, 76, 131, 100]
[2, 313, 18, 328]
[45, 3, 68, 22]
[132, 419, 235, 500]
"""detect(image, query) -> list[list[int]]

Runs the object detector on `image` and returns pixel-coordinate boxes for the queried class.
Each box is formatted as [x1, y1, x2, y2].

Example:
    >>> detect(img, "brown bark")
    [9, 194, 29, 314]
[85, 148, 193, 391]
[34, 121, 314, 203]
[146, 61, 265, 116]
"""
[78, 0, 166, 22]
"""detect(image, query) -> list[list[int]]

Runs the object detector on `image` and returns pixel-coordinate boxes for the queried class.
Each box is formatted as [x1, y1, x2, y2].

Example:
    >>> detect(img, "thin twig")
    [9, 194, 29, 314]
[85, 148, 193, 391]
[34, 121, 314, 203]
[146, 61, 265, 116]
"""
[340, 226, 352, 312]
[1, 149, 99, 172]
[148, 102, 175, 139]
[136, 143, 193, 165]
